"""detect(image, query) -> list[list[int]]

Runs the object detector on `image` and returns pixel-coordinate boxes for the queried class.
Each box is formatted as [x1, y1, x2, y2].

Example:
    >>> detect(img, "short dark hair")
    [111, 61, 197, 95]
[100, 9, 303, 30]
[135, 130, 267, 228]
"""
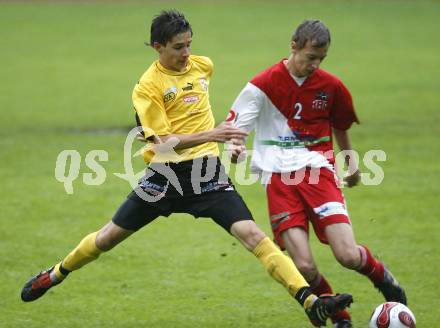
[292, 19, 331, 49]
[147, 10, 192, 46]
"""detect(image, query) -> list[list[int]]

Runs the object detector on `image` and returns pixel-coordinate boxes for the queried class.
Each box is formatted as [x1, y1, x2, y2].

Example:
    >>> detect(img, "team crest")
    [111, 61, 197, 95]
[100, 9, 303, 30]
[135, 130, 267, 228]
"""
[199, 78, 208, 91]
[312, 90, 328, 110]
[163, 86, 177, 103]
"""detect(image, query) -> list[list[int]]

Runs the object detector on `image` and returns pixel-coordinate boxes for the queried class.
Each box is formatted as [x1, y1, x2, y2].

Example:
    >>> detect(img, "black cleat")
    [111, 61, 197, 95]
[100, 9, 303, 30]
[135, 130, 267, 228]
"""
[334, 319, 353, 328]
[21, 267, 60, 302]
[375, 267, 407, 305]
[306, 294, 353, 327]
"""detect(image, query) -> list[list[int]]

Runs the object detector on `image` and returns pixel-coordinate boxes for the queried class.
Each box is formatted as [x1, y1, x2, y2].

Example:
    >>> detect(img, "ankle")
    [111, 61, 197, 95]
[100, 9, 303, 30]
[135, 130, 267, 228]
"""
[50, 262, 70, 283]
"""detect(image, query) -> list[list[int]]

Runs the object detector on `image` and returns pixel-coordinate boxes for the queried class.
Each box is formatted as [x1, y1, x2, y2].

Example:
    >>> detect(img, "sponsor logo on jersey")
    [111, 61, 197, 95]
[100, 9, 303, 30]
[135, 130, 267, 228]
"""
[182, 82, 193, 91]
[278, 135, 300, 141]
[199, 78, 208, 91]
[277, 130, 324, 143]
[163, 86, 177, 103]
[183, 95, 199, 104]
[312, 90, 329, 110]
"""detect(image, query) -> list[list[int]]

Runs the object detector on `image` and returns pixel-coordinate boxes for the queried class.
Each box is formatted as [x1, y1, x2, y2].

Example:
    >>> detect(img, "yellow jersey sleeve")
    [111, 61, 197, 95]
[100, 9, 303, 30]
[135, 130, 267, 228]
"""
[132, 81, 171, 139]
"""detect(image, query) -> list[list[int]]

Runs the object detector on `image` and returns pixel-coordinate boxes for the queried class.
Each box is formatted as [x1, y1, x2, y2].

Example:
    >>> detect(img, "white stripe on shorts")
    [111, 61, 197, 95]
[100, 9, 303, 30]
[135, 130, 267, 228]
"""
[313, 201, 348, 219]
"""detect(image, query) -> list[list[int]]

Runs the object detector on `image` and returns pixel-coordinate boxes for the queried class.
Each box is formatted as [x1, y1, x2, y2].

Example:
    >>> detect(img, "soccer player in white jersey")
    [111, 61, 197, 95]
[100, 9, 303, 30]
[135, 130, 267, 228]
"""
[227, 19, 406, 328]
[21, 11, 353, 327]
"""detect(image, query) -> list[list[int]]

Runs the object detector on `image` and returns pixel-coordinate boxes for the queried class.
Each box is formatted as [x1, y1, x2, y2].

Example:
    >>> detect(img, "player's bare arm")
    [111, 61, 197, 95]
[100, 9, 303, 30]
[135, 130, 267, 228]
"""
[161, 121, 248, 149]
[332, 127, 360, 187]
[138, 122, 248, 150]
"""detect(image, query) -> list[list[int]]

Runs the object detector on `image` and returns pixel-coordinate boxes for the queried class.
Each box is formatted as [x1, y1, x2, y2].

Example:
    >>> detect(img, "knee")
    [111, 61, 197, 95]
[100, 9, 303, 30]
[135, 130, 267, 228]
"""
[95, 230, 119, 251]
[95, 221, 134, 251]
[334, 248, 360, 269]
[231, 221, 266, 251]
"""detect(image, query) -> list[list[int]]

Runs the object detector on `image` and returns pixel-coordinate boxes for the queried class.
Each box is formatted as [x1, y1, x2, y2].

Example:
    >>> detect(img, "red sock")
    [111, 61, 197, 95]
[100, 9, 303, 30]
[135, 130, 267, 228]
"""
[310, 273, 332, 295]
[310, 273, 351, 323]
[357, 245, 385, 285]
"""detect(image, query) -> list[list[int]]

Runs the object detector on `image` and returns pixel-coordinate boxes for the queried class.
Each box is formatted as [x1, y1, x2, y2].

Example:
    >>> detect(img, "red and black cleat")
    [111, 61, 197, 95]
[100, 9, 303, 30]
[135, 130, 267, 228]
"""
[21, 267, 60, 302]
[306, 294, 353, 327]
[375, 268, 407, 305]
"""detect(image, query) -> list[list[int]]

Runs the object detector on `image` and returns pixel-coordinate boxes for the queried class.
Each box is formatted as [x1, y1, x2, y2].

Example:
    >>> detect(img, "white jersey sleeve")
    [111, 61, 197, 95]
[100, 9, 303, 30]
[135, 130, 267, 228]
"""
[229, 82, 262, 133]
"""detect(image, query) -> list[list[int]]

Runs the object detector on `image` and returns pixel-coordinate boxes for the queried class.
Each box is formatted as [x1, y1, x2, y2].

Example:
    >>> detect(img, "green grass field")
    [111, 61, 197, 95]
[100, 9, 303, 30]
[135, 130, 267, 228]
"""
[1, 1, 439, 327]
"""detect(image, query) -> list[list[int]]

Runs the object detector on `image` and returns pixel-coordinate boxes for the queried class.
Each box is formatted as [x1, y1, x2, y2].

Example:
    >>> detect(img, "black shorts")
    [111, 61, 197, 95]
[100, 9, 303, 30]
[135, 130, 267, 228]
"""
[112, 157, 253, 232]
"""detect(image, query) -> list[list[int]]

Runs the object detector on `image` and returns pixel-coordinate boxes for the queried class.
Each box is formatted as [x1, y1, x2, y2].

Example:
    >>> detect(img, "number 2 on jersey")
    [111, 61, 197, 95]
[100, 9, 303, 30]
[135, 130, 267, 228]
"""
[293, 102, 302, 120]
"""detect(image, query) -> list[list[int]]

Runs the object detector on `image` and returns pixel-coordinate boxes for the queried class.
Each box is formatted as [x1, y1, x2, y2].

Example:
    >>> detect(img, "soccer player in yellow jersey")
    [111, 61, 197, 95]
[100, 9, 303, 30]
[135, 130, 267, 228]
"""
[20, 10, 352, 326]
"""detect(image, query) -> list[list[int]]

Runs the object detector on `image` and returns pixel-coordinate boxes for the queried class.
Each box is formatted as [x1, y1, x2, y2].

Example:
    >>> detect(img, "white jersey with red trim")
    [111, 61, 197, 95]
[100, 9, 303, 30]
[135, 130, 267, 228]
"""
[229, 59, 358, 174]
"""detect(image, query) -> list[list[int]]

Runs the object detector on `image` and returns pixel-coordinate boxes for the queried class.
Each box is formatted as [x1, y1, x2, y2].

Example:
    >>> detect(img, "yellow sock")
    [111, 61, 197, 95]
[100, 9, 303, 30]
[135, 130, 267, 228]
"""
[253, 237, 309, 297]
[303, 294, 318, 310]
[53, 262, 67, 280]
[61, 231, 102, 271]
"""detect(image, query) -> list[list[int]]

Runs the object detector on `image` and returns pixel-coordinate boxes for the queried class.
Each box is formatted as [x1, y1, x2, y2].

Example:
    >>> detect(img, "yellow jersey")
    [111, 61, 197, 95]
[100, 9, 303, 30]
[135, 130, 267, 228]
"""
[133, 55, 219, 164]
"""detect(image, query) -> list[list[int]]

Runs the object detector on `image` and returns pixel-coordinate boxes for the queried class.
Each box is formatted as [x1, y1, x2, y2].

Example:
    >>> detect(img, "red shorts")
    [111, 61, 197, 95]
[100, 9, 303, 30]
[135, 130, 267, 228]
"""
[266, 167, 351, 249]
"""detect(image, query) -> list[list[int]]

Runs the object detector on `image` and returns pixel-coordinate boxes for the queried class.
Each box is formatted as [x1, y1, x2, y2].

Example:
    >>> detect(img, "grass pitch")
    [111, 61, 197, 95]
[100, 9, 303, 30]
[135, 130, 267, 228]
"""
[1, 1, 439, 327]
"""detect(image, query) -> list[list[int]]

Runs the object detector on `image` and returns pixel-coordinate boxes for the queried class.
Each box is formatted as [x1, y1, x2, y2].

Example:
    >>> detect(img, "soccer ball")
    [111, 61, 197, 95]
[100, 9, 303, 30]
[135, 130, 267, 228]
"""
[369, 302, 416, 328]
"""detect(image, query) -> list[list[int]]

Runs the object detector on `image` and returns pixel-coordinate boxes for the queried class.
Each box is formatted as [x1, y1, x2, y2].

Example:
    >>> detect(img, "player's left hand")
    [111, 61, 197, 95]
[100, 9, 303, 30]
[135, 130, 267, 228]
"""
[343, 170, 361, 188]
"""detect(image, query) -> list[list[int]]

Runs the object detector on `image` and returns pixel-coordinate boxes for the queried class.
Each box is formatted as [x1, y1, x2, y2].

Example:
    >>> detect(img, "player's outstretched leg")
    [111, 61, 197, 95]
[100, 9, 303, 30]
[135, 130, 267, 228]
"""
[252, 238, 353, 326]
[306, 293, 353, 327]
[357, 245, 407, 305]
[21, 221, 134, 302]
[21, 231, 104, 302]
[231, 222, 353, 327]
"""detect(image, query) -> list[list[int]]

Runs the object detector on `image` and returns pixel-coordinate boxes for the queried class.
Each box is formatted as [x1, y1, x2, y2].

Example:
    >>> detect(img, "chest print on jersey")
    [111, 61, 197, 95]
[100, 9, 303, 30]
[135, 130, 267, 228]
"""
[183, 95, 199, 104]
[312, 90, 329, 110]
[163, 86, 177, 103]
